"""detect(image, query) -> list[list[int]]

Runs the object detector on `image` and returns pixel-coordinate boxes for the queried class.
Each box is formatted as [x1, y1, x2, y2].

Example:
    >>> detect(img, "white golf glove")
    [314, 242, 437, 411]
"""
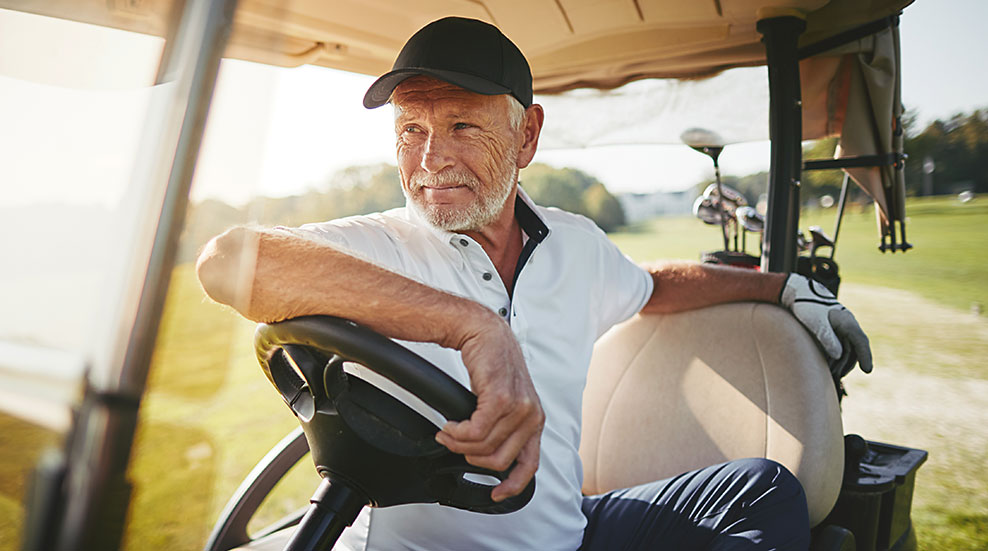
[780, 273, 873, 377]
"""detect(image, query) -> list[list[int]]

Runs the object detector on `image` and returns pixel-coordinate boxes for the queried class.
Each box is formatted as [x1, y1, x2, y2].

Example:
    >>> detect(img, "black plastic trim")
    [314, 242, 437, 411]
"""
[798, 15, 900, 60]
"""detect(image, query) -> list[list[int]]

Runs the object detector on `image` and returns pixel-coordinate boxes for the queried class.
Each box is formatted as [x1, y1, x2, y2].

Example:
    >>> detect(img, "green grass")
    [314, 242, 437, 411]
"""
[2, 196, 984, 550]
[801, 197, 988, 317]
[0, 416, 59, 550]
[611, 196, 988, 318]
[120, 265, 303, 551]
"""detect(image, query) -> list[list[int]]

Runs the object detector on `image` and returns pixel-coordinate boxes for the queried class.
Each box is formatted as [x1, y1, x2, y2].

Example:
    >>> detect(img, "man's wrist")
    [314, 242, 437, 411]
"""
[777, 273, 794, 305]
[440, 297, 507, 351]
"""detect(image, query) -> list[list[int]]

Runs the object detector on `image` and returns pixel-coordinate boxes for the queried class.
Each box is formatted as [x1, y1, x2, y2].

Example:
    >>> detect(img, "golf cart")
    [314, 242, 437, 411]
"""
[0, 1, 927, 550]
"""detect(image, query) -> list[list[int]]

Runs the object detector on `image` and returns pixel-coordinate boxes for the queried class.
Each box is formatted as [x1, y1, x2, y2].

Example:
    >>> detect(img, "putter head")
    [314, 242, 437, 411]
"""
[735, 206, 764, 233]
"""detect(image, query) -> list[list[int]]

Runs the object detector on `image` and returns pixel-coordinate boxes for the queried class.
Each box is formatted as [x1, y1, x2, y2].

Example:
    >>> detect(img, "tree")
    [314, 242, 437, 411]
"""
[904, 108, 988, 195]
[582, 183, 626, 232]
[520, 163, 627, 231]
[520, 163, 593, 216]
[801, 137, 844, 201]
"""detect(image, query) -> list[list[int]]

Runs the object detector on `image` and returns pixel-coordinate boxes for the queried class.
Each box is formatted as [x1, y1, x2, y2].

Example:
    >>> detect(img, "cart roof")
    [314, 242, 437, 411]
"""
[14, 0, 913, 228]
[21, 0, 912, 91]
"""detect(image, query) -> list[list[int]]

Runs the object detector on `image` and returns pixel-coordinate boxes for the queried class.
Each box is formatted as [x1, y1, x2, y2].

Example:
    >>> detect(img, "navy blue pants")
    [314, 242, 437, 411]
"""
[579, 458, 809, 550]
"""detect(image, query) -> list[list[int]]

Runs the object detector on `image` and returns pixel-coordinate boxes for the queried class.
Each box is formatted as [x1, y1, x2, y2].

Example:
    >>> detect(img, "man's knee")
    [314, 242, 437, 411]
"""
[727, 458, 807, 511]
[733, 458, 801, 488]
[722, 458, 810, 548]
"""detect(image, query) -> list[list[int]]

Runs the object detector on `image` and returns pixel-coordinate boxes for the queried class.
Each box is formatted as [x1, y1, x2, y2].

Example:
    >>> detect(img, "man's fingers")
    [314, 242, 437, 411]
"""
[439, 399, 541, 457]
[441, 400, 511, 444]
[857, 338, 874, 373]
[490, 437, 540, 502]
[831, 308, 873, 373]
[441, 398, 528, 442]
[438, 415, 515, 457]
[812, 321, 843, 360]
[462, 417, 538, 472]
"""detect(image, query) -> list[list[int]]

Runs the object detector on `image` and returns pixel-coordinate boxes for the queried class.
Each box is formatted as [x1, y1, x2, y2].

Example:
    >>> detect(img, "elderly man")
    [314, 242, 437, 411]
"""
[197, 16, 871, 551]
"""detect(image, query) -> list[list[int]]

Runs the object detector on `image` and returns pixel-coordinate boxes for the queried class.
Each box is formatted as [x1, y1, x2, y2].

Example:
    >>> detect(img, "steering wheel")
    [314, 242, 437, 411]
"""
[253, 315, 536, 550]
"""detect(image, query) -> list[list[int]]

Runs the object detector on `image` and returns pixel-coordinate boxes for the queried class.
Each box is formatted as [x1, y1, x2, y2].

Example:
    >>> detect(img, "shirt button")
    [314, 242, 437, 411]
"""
[459, 238, 469, 246]
[482, 272, 493, 281]
[498, 307, 508, 317]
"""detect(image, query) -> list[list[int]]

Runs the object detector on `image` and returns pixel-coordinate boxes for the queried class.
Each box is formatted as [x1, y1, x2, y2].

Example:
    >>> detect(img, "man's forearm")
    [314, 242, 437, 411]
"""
[197, 226, 545, 501]
[641, 261, 786, 314]
[196, 226, 497, 350]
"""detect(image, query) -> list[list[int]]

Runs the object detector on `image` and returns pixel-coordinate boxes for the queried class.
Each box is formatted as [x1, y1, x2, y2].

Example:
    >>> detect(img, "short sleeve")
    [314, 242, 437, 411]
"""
[592, 229, 653, 339]
[270, 216, 407, 273]
[271, 224, 351, 250]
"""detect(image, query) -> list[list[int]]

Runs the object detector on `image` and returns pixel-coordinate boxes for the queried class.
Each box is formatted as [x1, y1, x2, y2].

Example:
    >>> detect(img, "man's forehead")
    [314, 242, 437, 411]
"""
[391, 76, 500, 110]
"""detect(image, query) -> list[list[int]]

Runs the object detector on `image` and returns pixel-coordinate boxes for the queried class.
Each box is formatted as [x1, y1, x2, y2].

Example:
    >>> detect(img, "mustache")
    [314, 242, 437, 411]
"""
[410, 169, 480, 191]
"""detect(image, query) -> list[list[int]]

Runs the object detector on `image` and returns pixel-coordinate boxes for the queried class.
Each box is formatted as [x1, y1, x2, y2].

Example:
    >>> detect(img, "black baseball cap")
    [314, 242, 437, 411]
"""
[363, 17, 533, 109]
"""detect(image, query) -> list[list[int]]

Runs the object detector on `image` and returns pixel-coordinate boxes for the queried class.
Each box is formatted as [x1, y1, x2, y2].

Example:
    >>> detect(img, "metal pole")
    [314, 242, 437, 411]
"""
[713, 157, 731, 251]
[830, 172, 851, 259]
[285, 480, 367, 551]
[757, 16, 806, 273]
[48, 1, 239, 549]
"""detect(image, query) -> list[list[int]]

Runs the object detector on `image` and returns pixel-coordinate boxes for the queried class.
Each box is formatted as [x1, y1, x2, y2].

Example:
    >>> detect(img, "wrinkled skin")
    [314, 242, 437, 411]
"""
[393, 77, 522, 233]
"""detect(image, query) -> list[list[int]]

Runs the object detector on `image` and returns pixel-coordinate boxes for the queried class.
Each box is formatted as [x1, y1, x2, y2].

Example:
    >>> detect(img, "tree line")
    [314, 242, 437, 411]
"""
[178, 163, 625, 263]
[695, 107, 988, 206]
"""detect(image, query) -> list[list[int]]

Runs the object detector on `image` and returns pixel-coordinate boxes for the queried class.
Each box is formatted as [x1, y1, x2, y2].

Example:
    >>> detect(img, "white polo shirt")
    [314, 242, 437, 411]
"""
[288, 189, 653, 551]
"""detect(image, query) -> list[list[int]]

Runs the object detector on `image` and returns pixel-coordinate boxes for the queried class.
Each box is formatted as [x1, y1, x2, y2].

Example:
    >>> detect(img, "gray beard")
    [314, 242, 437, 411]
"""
[406, 164, 516, 232]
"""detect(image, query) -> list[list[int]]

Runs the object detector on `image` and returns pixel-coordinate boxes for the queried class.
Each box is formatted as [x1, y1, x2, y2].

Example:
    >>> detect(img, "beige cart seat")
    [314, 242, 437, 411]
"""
[580, 302, 843, 526]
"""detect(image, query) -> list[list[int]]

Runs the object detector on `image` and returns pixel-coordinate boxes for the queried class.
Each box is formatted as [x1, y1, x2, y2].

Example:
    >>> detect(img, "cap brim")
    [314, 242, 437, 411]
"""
[363, 68, 512, 109]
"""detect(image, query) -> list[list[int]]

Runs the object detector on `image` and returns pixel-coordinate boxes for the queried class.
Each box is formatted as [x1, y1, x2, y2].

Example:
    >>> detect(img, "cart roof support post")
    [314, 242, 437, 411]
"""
[758, 15, 807, 274]
[21, 1, 240, 550]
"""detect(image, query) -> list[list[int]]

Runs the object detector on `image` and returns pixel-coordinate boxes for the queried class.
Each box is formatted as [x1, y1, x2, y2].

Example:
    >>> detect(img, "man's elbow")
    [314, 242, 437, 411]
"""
[195, 226, 257, 310]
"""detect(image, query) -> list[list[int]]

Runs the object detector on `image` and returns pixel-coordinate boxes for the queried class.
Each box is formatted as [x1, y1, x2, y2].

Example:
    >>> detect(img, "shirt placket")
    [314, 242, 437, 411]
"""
[451, 236, 512, 324]
[508, 249, 534, 349]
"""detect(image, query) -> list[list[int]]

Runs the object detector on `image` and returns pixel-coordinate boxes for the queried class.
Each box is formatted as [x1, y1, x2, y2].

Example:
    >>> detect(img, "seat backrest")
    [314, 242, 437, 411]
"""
[580, 302, 843, 526]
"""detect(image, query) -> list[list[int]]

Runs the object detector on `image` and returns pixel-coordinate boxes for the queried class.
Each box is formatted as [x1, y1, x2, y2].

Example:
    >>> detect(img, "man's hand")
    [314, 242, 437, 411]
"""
[436, 318, 545, 502]
[780, 273, 873, 378]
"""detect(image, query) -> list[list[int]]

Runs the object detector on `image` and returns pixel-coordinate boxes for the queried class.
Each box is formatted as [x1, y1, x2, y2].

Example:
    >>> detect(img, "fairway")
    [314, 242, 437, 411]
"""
[4, 197, 982, 550]
[611, 196, 988, 323]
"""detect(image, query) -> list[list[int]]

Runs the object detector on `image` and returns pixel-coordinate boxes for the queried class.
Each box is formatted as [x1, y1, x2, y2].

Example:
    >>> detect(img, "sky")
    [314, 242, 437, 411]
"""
[1, 0, 987, 209]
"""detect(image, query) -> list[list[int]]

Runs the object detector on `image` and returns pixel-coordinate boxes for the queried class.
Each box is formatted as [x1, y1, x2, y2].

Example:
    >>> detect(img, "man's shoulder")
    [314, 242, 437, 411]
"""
[302, 207, 417, 236]
[535, 205, 608, 239]
[285, 207, 436, 255]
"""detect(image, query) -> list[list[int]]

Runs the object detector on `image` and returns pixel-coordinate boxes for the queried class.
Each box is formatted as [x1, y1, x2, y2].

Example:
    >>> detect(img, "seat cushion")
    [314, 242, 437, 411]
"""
[580, 302, 843, 526]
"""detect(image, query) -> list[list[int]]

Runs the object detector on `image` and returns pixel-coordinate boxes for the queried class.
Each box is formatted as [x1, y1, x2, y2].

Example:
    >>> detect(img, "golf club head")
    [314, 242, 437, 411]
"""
[681, 128, 726, 162]
[796, 230, 810, 252]
[702, 183, 748, 207]
[808, 225, 835, 249]
[693, 196, 724, 225]
[735, 206, 764, 233]
[702, 183, 747, 220]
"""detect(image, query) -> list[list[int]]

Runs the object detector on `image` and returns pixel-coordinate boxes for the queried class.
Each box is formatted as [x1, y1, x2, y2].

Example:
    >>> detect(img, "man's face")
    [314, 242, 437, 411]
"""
[392, 77, 524, 232]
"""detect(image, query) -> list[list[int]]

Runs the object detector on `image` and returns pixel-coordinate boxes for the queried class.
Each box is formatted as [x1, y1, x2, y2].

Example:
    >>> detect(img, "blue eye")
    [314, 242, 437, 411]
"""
[453, 122, 471, 130]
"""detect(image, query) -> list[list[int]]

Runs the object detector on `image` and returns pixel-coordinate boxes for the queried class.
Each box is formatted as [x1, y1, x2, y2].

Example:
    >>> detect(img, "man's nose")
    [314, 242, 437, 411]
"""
[421, 133, 454, 173]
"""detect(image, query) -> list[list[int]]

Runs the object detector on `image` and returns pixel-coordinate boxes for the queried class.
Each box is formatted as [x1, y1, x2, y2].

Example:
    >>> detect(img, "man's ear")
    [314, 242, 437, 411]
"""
[516, 104, 544, 169]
